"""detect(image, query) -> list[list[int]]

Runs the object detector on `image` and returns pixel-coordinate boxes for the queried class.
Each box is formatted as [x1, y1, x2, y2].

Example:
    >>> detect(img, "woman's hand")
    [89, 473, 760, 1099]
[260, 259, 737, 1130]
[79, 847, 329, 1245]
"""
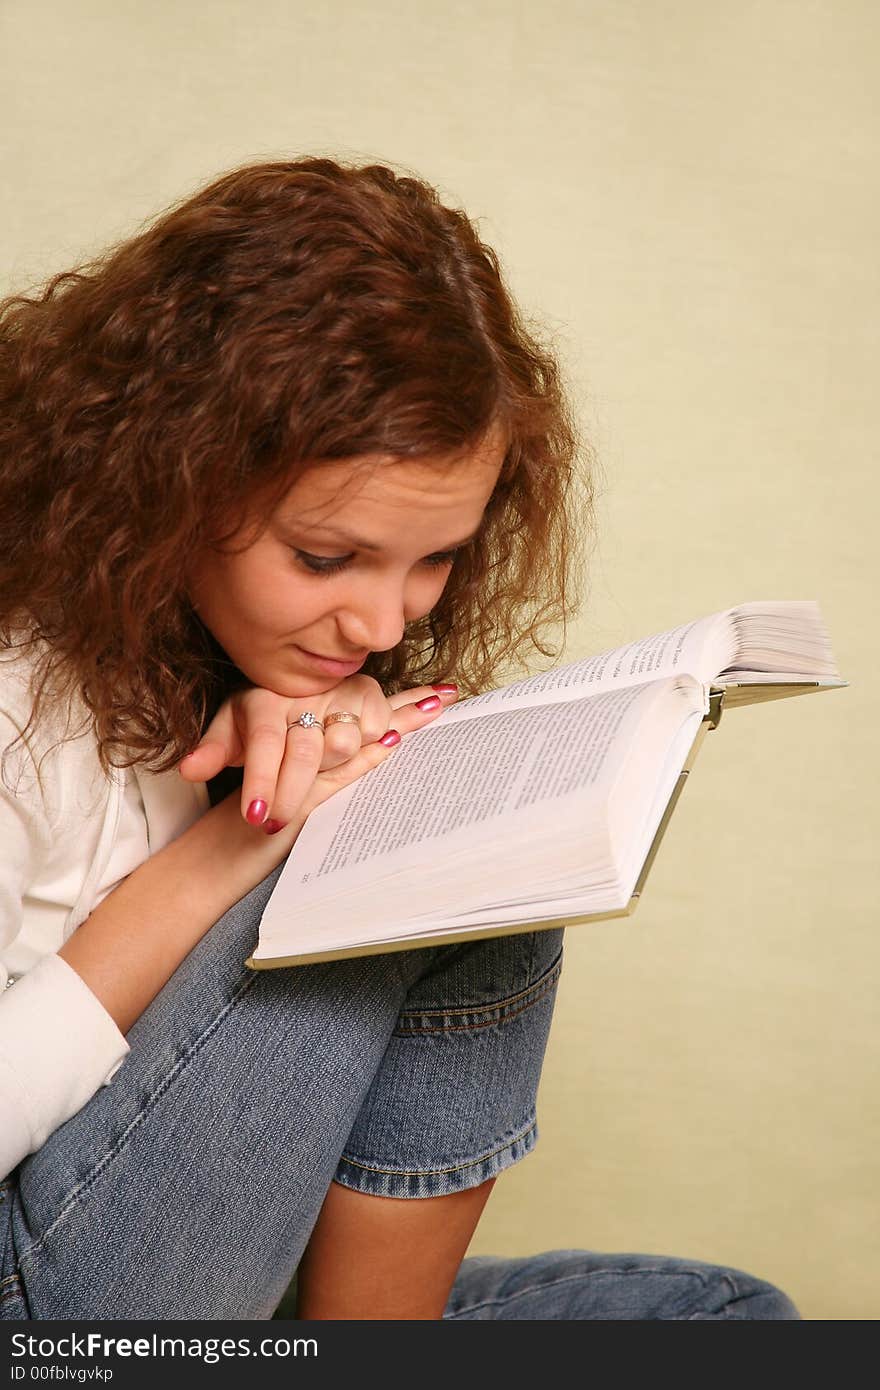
[177, 674, 459, 831]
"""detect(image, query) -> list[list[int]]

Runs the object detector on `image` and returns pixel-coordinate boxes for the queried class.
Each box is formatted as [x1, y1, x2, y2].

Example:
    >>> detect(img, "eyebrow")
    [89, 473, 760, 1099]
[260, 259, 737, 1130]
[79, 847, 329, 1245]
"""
[288, 525, 483, 553]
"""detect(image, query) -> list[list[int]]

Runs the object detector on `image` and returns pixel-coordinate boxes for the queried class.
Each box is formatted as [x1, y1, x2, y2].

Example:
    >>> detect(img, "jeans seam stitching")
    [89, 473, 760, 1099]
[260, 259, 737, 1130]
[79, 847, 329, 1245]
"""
[394, 956, 562, 1035]
[686, 1275, 739, 1317]
[444, 1268, 715, 1317]
[18, 969, 261, 1267]
[338, 1114, 536, 1178]
[397, 947, 562, 1019]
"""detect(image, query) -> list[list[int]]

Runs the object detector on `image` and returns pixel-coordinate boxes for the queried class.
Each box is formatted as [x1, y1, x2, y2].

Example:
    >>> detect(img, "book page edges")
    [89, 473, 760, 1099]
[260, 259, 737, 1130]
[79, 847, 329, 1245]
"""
[243, 679, 846, 969]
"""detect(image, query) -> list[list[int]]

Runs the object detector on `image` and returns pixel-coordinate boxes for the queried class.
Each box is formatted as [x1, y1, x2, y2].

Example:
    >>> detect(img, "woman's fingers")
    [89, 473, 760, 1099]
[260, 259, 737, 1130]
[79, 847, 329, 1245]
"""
[178, 676, 460, 830]
[386, 682, 459, 711]
[177, 700, 243, 782]
[318, 679, 392, 771]
[267, 683, 459, 826]
[265, 719, 330, 825]
[383, 682, 460, 737]
[317, 710, 368, 771]
[229, 686, 305, 822]
[239, 685, 375, 824]
[242, 729, 404, 858]
[317, 682, 459, 772]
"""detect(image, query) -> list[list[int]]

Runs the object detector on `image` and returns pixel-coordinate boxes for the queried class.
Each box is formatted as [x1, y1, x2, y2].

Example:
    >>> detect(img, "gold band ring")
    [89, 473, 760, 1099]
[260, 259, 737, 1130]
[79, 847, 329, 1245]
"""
[323, 710, 362, 729]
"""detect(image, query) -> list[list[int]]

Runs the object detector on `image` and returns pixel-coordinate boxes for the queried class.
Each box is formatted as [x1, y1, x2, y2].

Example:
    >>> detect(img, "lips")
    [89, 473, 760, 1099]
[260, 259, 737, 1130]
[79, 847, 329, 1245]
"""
[301, 647, 369, 663]
[293, 645, 369, 676]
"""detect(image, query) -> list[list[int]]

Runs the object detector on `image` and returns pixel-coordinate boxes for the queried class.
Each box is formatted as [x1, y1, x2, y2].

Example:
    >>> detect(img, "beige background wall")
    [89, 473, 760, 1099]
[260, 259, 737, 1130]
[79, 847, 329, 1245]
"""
[3, 0, 876, 1320]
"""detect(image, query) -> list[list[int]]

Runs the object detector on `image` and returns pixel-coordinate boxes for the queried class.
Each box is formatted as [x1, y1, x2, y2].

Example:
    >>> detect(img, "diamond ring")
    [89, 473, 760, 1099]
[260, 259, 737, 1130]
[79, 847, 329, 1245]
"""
[286, 711, 325, 733]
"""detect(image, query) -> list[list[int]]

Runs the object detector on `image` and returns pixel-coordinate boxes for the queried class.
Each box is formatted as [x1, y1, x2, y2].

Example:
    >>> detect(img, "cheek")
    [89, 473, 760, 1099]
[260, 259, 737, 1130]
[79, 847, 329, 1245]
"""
[228, 548, 281, 609]
[249, 559, 342, 635]
[406, 568, 454, 620]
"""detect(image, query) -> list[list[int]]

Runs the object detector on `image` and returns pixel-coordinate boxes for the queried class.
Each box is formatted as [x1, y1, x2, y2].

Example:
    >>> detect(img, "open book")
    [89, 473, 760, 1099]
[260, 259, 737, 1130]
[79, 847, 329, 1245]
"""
[245, 600, 846, 969]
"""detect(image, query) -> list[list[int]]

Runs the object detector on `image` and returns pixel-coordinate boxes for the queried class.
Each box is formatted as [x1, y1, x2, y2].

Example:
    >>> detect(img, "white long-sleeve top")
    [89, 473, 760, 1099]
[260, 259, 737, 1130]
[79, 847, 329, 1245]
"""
[0, 640, 210, 1179]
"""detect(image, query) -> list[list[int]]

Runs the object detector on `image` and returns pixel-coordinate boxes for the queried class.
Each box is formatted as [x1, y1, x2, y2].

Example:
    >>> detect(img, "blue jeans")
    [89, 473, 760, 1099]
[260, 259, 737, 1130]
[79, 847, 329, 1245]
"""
[0, 863, 799, 1320]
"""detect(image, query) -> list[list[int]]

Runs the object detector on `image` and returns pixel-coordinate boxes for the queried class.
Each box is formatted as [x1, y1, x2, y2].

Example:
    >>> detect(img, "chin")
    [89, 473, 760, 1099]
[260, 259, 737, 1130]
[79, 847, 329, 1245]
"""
[265, 669, 339, 698]
[292, 677, 340, 697]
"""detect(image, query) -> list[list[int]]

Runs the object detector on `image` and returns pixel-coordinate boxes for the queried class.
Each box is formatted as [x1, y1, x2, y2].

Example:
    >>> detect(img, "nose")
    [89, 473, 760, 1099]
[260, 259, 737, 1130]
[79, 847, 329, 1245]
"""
[336, 576, 409, 654]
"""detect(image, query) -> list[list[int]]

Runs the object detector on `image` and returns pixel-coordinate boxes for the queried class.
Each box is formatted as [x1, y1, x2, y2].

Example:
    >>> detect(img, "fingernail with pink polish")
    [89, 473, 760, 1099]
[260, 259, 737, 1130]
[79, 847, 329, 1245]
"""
[246, 799, 268, 825]
[379, 729, 401, 748]
[263, 819, 286, 835]
[415, 695, 441, 712]
[431, 683, 458, 695]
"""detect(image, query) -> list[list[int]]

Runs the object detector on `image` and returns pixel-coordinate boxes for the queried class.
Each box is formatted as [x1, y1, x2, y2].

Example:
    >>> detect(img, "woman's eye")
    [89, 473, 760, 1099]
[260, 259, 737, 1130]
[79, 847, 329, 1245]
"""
[293, 550, 351, 575]
[292, 548, 460, 577]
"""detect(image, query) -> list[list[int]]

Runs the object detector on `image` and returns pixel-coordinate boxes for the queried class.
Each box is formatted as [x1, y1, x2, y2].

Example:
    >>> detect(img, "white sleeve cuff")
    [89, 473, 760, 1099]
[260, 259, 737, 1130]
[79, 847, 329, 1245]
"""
[0, 952, 131, 1178]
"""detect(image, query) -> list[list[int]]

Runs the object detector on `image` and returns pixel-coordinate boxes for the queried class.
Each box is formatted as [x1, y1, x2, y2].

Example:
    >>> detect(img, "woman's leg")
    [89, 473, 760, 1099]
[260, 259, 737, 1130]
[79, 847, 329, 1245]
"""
[1, 867, 566, 1321]
[295, 1178, 497, 1318]
[1, 865, 465, 1319]
[289, 924, 566, 1318]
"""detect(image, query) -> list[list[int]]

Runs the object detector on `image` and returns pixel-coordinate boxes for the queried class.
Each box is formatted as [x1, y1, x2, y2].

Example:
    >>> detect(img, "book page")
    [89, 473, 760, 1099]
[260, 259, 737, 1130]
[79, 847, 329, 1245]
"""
[427, 599, 839, 733]
[417, 704, 707, 933]
[265, 678, 677, 906]
[720, 601, 841, 678]
[437, 611, 728, 726]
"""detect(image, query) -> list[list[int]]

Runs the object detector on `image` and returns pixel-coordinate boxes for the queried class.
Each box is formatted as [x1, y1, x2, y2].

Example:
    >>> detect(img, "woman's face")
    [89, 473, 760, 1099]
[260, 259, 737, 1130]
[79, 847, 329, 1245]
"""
[185, 425, 507, 695]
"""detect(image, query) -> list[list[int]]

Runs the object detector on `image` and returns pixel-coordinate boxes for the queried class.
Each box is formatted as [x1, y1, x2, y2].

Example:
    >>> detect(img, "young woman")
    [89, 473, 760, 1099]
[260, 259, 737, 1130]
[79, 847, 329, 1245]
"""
[0, 158, 799, 1320]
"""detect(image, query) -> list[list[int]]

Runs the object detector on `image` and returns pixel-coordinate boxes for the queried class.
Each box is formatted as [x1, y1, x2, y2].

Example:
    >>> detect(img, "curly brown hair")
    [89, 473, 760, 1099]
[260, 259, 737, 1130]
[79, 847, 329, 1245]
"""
[0, 156, 596, 787]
